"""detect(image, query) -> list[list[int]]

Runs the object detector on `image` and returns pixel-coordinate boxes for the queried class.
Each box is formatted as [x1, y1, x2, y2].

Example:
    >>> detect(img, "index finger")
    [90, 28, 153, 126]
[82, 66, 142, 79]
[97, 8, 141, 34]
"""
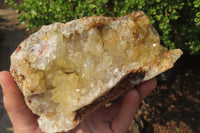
[136, 77, 157, 100]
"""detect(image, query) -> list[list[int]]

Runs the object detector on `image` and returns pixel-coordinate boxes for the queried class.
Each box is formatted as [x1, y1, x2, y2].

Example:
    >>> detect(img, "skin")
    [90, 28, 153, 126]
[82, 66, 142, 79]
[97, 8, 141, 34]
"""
[0, 71, 157, 133]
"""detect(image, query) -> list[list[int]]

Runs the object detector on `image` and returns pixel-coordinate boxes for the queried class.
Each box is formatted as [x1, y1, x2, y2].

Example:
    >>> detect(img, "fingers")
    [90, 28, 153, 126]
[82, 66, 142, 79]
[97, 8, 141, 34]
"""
[106, 98, 122, 120]
[111, 89, 141, 133]
[111, 78, 157, 133]
[137, 78, 157, 99]
[0, 71, 40, 132]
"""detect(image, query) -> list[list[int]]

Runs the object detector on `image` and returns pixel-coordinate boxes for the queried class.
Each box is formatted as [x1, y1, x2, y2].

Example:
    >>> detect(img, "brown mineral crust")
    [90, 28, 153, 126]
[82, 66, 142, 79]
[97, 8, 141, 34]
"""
[74, 70, 145, 122]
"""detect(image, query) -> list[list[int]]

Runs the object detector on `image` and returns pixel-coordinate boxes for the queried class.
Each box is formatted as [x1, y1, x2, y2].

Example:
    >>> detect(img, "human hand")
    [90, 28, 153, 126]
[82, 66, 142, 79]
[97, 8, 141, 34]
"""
[0, 71, 156, 133]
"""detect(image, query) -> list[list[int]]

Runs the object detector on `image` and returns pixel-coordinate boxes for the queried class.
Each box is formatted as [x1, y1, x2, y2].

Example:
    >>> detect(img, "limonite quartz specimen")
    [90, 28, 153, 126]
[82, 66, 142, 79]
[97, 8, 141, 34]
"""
[10, 11, 182, 132]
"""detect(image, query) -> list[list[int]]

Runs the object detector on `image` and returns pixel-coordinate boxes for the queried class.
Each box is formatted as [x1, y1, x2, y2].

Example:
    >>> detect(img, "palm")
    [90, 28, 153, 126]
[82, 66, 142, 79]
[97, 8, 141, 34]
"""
[0, 71, 156, 133]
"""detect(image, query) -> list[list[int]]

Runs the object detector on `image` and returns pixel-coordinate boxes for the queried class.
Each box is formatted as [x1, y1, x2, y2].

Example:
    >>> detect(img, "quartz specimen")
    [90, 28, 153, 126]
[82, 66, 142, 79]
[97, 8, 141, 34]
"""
[10, 11, 183, 132]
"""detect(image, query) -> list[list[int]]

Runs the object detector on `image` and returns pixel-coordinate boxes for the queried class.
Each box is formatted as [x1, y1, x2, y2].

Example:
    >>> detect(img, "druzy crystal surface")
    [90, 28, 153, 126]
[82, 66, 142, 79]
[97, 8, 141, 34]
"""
[10, 11, 182, 132]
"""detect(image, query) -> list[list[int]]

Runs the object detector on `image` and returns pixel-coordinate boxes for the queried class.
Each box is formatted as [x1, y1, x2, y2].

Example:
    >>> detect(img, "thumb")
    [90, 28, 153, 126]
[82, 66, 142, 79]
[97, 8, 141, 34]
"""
[0, 71, 41, 133]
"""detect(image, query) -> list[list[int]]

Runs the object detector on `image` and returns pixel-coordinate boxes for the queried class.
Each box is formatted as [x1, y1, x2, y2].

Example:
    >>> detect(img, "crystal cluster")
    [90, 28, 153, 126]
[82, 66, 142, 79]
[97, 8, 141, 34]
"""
[10, 11, 182, 132]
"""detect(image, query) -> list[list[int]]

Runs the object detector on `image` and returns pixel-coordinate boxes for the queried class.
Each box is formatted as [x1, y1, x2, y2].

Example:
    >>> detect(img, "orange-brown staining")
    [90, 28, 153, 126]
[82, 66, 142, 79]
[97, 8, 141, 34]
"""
[128, 67, 143, 74]
[28, 99, 32, 104]
[15, 45, 21, 53]
[39, 44, 49, 55]
[19, 74, 25, 80]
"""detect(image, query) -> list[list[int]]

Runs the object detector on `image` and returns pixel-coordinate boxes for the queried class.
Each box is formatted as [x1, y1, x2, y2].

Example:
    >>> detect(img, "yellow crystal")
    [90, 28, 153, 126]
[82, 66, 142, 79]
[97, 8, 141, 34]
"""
[51, 73, 79, 112]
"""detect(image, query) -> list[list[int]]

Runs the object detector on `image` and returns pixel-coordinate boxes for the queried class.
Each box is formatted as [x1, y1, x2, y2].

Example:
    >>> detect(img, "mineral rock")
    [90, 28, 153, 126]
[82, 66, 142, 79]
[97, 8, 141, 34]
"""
[10, 11, 182, 132]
